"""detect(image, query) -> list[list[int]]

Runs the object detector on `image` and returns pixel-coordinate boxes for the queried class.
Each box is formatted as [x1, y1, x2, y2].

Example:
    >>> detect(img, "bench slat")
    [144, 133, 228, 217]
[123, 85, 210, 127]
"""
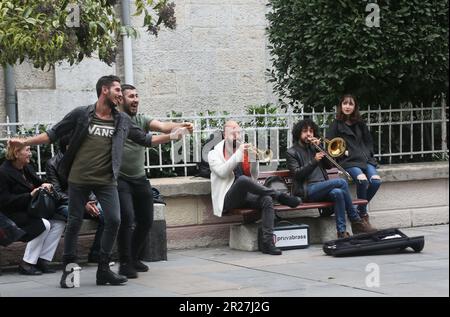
[230, 198, 368, 215]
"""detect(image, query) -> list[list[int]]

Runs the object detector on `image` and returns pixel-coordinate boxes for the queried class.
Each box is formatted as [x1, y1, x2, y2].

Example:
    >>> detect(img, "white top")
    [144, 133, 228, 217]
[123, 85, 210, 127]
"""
[208, 140, 244, 217]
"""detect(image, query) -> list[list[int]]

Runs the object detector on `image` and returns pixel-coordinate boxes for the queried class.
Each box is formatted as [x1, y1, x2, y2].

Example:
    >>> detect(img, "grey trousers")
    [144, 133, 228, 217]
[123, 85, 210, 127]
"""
[63, 183, 120, 263]
[223, 176, 278, 243]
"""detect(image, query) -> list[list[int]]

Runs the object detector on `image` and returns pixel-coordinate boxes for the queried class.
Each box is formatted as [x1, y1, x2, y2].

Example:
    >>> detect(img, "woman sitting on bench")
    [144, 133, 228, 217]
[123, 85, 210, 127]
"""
[0, 140, 65, 275]
[286, 119, 373, 238]
[326, 94, 380, 229]
[208, 121, 301, 255]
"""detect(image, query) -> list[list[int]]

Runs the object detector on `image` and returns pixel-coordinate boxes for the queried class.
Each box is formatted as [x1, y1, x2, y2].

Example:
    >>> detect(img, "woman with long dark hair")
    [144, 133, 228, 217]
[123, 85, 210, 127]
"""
[327, 94, 381, 229]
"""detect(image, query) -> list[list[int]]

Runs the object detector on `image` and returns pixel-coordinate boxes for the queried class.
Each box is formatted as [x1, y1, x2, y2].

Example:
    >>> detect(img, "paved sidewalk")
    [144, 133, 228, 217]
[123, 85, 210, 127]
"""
[0, 225, 448, 297]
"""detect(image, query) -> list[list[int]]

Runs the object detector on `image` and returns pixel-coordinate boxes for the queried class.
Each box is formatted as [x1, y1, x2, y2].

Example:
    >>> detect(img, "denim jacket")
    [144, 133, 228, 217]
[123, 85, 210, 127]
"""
[45, 104, 152, 183]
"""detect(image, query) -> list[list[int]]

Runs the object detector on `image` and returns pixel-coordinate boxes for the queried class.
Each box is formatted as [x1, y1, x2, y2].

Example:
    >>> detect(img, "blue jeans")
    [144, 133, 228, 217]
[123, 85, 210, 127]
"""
[307, 178, 360, 233]
[346, 164, 381, 215]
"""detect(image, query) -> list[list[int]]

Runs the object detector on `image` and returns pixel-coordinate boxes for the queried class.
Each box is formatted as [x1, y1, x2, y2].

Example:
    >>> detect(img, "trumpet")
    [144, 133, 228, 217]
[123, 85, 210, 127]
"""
[307, 137, 351, 180]
[241, 143, 273, 179]
[247, 144, 273, 163]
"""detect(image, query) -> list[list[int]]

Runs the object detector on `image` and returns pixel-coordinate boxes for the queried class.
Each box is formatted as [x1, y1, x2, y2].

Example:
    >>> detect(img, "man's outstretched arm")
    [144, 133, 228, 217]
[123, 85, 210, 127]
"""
[8, 132, 50, 147]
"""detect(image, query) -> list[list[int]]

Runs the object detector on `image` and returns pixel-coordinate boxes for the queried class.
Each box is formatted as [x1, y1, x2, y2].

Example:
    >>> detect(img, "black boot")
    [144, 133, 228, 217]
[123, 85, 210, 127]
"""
[133, 260, 149, 272]
[278, 193, 302, 208]
[260, 238, 282, 255]
[96, 254, 128, 286]
[119, 262, 138, 279]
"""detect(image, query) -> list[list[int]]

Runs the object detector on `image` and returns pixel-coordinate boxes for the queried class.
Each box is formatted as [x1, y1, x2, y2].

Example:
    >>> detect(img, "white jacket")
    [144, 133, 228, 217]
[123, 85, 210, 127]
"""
[208, 140, 244, 217]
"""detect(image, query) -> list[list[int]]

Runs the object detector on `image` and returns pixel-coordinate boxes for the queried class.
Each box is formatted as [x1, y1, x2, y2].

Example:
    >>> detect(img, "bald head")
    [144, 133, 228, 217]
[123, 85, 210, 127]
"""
[223, 120, 242, 143]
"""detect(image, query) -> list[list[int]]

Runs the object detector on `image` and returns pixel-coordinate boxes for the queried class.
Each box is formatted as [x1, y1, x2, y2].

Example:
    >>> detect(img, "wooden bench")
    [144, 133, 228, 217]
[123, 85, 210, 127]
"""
[228, 169, 368, 223]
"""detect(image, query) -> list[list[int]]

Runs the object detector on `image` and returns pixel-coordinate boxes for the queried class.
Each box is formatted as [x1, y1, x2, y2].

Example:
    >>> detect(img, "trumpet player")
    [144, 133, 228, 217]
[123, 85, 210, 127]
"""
[208, 121, 301, 255]
[286, 119, 373, 238]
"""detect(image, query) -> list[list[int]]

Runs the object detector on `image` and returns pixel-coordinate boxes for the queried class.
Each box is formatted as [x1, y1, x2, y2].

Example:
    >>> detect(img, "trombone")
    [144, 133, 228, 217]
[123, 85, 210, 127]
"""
[307, 137, 352, 180]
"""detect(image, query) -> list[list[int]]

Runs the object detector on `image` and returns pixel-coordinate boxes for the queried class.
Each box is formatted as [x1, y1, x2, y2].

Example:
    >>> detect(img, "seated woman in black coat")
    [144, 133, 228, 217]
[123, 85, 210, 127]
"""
[0, 140, 65, 275]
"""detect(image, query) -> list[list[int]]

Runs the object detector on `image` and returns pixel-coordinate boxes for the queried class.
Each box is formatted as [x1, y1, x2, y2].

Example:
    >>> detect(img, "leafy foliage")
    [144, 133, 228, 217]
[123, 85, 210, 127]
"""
[0, 0, 176, 69]
[267, 0, 449, 110]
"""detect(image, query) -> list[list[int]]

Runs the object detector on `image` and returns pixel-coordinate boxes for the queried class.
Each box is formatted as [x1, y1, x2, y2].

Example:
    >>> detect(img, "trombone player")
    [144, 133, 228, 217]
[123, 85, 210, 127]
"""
[208, 121, 301, 255]
[286, 119, 373, 238]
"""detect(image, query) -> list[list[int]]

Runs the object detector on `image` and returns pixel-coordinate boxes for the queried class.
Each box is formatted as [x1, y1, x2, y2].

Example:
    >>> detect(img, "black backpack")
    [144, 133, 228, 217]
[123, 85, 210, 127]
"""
[194, 132, 222, 179]
[263, 175, 289, 194]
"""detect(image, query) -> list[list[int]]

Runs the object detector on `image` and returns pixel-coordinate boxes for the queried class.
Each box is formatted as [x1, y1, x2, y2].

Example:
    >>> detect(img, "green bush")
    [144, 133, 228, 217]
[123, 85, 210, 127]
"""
[267, 0, 449, 110]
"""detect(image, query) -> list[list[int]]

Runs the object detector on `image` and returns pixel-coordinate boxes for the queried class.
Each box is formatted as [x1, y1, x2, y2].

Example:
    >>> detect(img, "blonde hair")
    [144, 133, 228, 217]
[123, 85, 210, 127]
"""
[5, 137, 28, 161]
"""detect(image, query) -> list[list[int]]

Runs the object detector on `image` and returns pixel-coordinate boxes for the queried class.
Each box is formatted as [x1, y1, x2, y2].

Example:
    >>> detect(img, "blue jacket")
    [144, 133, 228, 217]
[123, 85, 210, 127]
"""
[46, 104, 152, 183]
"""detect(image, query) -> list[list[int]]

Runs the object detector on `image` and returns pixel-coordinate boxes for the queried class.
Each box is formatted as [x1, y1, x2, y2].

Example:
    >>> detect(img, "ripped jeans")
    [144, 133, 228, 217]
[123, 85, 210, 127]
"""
[346, 164, 381, 216]
[307, 178, 360, 233]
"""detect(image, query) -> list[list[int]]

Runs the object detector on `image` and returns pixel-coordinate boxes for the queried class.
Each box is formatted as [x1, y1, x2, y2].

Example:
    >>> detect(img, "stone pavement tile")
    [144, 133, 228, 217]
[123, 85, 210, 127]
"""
[200, 268, 327, 292]
[189, 287, 267, 297]
[262, 284, 385, 297]
[132, 269, 241, 296]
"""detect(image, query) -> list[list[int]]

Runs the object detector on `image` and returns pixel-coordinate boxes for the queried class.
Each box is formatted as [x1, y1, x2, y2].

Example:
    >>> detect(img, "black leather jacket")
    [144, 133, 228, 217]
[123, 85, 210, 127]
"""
[286, 142, 332, 200]
[45, 103, 152, 183]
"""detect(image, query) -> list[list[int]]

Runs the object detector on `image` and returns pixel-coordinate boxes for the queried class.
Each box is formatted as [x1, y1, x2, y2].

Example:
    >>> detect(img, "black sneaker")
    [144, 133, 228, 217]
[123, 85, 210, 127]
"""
[133, 260, 149, 272]
[278, 193, 301, 208]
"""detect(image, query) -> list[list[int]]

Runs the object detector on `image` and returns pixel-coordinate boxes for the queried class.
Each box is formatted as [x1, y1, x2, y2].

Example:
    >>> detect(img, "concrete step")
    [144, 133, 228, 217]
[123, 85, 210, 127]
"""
[229, 206, 449, 251]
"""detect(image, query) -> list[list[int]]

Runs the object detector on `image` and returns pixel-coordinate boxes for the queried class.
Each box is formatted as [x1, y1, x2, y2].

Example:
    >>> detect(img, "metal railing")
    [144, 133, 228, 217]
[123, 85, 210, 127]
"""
[1, 101, 448, 177]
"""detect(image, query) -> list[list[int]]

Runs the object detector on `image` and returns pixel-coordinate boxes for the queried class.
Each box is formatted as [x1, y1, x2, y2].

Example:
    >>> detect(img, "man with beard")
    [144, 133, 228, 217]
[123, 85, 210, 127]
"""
[8, 75, 154, 288]
[117, 84, 193, 278]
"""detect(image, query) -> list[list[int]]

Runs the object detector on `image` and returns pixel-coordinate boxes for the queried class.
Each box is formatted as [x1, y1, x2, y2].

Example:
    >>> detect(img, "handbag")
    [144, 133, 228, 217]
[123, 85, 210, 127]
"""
[28, 188, 58, 219]
[0, 212, 26, 246]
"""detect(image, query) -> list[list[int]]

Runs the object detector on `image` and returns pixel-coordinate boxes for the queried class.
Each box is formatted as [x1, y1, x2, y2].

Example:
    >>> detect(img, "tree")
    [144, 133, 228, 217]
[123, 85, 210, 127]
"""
[0, 0, 176, 69]
[267, 0, 449, 110]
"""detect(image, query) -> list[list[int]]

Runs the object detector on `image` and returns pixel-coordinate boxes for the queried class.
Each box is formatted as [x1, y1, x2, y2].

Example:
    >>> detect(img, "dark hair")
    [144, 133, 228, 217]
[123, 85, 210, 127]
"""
[292, 118, 319, 142]
[58, 134, 72, 154]
[96, 75, 121, 98]
[336, 94, 361, 122]
[121, 84, 136, 94]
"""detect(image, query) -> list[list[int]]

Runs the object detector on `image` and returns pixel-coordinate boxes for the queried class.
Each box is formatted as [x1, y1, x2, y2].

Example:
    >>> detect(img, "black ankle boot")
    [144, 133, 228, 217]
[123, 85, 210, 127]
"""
[260, 240, 282, 255]
[133, 260, 149, 272]
[278, 193, 302, 208]
[96, 255, 128, 286]
[119, 262, 138, 279]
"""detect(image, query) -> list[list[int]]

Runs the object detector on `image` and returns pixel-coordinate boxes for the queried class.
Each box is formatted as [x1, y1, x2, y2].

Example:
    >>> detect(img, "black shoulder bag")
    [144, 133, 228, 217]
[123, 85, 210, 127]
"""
[28, 188, 58, 219]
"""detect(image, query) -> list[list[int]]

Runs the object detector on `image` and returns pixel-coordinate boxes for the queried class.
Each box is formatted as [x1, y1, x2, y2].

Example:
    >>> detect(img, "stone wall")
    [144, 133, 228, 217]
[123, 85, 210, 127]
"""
[1, 0, 276, 123]
[131, 0, 276, 117]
